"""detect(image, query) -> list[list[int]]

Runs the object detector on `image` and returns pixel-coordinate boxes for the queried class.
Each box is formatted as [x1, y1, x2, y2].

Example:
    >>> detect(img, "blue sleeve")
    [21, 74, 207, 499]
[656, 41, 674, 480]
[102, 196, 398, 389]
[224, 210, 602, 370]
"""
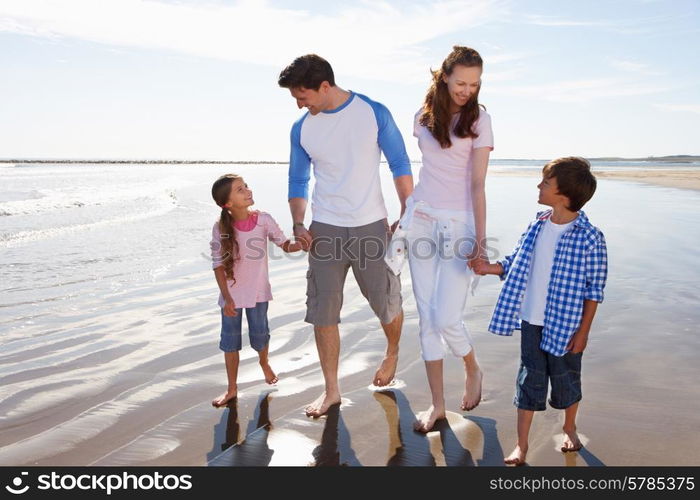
[359, 94, 412, 178]
[583, 231, 608, 302]
[497, 221, 534, 280]
[288, 115, 311, 200]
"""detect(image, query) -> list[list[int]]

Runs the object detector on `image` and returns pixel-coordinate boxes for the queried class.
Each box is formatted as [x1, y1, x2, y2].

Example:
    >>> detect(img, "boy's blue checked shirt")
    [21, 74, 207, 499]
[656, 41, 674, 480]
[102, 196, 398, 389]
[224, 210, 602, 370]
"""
[489, 209, 608, 356]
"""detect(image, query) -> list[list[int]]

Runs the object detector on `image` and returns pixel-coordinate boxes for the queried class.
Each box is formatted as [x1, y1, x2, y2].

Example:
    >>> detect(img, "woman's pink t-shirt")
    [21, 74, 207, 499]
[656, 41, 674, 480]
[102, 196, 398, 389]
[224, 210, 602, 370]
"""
[210, 211, 288, 308]
[411, 108, 494, 212]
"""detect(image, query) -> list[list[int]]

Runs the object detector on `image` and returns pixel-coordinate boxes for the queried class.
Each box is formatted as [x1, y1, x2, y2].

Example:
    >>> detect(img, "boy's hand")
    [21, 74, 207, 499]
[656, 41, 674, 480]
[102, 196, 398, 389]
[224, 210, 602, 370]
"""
[470, 259, 499, 276]
[223, 298, 237, 317]
[566, 330, 588, 353]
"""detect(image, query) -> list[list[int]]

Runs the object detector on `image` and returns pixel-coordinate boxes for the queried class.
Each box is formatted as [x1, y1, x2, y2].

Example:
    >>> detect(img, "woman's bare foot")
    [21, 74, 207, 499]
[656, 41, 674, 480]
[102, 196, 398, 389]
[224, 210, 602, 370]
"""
[504, 444, 528, 465]
[212, 389, 237, 408]
[373, 354, 398, 387]
[413, 405, 446, 433]
[561, 426, 582, 452]
[305, 391, 341, 418]
[460, 368, 483, 411]
[260, 361, 278, 384]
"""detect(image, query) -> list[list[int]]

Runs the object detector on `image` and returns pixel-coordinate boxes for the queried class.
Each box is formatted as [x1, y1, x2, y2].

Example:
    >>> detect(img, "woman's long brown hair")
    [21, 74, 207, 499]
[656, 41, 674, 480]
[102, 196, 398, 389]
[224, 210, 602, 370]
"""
[211, 174, 242, 282]
[419, 45, 484, 149]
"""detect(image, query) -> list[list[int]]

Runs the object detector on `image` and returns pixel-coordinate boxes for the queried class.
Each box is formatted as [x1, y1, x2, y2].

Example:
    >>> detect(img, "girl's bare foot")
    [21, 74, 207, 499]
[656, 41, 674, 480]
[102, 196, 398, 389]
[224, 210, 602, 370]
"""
[504, 444, 527, 465]
[305, 391, 341, 417]
[260, 362, 278, 384]
[561, 426, 582, 452]
[460, 368, 482, 411]
[413, 405, 446, 433]
[212, 389, 237, 408]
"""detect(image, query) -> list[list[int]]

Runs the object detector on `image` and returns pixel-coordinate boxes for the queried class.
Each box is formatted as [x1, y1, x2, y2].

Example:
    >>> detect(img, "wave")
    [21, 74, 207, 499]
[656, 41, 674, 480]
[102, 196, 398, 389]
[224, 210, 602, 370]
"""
[0, 198, 178, 248]
[0, 187, 177, 217]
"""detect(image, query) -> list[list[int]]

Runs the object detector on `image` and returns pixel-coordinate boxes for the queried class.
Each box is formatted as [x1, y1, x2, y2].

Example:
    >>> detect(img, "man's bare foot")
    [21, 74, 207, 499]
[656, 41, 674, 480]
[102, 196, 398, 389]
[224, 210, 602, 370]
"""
[260, 362, 278, 384]
[413, 405, 446, 433]
[305, 391, 341, 418]
[373, 353, 398, 387]
[504, 444, 528, 465]
[561, 427, 582, 452]
[212, 390, 237, 408]
[460, 369, 483, 411]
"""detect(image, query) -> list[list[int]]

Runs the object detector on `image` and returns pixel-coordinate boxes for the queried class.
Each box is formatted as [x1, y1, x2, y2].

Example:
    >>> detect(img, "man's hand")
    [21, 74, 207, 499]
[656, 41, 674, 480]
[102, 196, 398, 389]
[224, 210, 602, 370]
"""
[566, 330, 589, 354]
[223, 298, 237, 317]
[293, 224, 313, 251]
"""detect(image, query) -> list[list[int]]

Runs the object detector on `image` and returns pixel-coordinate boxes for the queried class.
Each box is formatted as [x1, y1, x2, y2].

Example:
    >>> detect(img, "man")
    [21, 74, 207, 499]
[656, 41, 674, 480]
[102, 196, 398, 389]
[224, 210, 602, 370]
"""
[279, 54, 413, 417]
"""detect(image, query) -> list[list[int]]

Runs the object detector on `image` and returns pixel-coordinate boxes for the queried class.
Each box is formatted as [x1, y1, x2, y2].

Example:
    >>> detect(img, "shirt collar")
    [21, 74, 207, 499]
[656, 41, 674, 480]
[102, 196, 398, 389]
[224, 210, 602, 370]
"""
[536, 209, 590, 228]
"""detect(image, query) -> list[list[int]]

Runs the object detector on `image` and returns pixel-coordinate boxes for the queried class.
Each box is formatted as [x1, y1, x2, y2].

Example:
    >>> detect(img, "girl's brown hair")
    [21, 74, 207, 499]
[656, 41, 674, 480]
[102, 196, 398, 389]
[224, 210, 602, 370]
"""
[211, 174, 242, 282]
[419, 45, 484, 149]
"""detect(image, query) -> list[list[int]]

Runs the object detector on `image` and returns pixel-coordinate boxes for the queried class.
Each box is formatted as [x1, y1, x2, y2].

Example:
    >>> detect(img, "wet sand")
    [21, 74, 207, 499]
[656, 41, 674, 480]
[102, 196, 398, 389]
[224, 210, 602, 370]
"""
[2, 168, 700, 466]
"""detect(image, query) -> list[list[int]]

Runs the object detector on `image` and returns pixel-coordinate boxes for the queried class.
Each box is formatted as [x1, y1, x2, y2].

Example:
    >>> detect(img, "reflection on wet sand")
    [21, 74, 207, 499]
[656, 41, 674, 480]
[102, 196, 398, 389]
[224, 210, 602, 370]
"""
[212, 389, 488, 467]
[209, 392, 274, 466]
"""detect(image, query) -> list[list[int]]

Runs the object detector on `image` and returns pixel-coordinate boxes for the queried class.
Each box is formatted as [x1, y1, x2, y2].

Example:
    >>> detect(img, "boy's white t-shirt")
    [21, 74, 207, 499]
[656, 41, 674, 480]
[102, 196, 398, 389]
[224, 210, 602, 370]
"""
[520, 218, 575, 326]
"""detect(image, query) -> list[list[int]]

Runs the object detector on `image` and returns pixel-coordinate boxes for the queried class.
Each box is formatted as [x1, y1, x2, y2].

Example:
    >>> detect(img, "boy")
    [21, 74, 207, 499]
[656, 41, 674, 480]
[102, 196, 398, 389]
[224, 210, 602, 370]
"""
[472, 156, 607, 465]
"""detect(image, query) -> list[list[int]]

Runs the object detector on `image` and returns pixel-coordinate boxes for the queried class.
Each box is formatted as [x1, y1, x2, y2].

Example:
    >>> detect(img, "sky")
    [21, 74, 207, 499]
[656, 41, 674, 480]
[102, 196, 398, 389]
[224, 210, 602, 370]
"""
[1, 0, 699, 161]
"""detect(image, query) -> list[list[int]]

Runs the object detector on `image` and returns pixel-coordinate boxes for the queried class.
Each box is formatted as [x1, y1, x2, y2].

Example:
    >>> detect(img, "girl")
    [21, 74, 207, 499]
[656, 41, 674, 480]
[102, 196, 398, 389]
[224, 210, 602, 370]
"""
[210, 174, 303, 408]
[407, 46, 494, 431]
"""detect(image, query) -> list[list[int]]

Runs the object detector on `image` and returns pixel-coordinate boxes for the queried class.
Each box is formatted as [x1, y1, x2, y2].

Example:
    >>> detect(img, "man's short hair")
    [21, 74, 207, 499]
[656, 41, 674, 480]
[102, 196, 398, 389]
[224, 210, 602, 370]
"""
[543, 156, 597, 212]
[278, 54, 335, 90]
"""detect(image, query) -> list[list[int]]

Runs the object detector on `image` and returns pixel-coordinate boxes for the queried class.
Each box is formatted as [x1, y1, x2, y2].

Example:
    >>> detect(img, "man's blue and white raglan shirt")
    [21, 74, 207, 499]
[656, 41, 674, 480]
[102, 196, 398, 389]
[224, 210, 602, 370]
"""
[288, 92, 412, 227]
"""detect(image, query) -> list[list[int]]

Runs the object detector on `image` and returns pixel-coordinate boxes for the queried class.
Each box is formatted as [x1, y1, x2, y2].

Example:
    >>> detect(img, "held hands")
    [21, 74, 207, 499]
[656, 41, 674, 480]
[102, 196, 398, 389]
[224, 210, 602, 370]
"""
[293, 224, 312, 252]
[223, 298, 237, 317]
[390, 219, 400, 234]
[469, 258, 502, 276]
[566, 330, 589, 354]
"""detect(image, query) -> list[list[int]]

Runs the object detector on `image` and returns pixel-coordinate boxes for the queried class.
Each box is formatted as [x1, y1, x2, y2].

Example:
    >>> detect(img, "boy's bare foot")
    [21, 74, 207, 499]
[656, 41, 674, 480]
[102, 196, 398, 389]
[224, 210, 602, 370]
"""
[305, 391, 341, 418]
[373, 354, 398, 387]
[460, 368, 483, 411]
[413, 405, 446, 433]
[561, 427, 582, 452]
[260, 362, 278, 384]
[504, 444, 527, 465]
[212, 390, 237, 408]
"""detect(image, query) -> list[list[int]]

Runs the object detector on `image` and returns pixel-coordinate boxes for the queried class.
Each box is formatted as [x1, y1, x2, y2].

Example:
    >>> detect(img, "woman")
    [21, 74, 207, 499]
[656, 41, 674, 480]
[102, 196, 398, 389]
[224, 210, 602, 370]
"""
[407, 46, 494, 432]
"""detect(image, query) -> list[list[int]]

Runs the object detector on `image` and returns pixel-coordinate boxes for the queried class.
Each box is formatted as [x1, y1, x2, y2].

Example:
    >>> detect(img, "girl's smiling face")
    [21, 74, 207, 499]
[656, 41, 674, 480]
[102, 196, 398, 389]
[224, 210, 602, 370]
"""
[223, 178, 253, 209]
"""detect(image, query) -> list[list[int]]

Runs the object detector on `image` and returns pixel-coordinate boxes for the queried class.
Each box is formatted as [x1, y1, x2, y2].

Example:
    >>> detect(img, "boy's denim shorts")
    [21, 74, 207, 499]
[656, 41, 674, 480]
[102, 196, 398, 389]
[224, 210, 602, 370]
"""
[514, 320, 583, 411]
[219, 301, 270, 353]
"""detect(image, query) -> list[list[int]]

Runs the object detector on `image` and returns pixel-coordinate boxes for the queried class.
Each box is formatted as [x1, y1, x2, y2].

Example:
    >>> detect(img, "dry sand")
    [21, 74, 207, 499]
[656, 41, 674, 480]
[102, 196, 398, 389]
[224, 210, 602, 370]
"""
[491, 167, 700, 191]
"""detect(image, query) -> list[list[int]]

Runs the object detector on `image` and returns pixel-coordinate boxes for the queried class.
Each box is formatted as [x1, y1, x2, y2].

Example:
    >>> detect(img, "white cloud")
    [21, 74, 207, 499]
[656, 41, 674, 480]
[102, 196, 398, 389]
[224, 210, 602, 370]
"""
[654, 103, 700, 114]
[608, 58, 664, 76]
[490, 77, 672, 103]
[522, 14, 611, 27]
[0, 0, 508, 82]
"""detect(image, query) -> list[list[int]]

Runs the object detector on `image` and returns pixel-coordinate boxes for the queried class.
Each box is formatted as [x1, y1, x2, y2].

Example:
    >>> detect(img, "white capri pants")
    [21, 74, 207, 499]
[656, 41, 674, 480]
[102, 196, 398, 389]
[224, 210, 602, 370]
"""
[406, 209, 477, 361]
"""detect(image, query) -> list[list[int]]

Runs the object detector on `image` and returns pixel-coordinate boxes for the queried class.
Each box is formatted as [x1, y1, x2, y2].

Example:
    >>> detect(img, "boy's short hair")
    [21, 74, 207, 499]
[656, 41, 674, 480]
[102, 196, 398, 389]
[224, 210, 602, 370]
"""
[278, 54, 335, 90]
[543, 156, 597, 212]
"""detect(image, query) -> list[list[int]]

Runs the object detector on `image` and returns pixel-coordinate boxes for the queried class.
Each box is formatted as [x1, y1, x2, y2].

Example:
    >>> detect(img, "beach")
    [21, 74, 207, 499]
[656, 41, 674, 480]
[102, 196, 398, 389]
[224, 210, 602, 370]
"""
[1, 161, 700, 466]
[491, 167, 700, 192]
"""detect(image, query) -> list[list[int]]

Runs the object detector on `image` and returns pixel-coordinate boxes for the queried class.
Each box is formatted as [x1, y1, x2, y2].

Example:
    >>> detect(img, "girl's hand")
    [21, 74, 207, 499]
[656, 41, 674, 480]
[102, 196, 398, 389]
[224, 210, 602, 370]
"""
[223, 298, 237, 317]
